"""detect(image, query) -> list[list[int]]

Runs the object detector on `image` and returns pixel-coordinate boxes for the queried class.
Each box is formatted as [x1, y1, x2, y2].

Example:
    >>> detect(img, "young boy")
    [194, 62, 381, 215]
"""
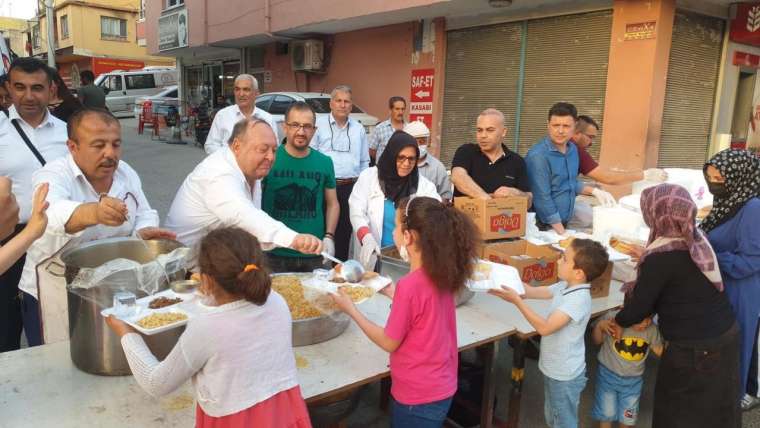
[591, 308, 663, 428]
[490, 238, 609, 428]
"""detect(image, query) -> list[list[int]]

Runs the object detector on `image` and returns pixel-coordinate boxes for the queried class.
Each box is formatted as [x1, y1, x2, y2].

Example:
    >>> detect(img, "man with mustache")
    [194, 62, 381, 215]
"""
[203, 74, 278, 155]
[262, 101, 339, 272]
[0, 57, 69, 352]
[166, 118, 323, 258]
[18, 107, 174, 346]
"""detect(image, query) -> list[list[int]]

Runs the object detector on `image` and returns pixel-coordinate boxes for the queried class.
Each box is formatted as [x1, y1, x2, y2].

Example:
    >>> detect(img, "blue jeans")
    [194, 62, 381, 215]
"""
[391, 396, 453, 428]
[543, 371, 587, 428]
[591, 363, 643, 425]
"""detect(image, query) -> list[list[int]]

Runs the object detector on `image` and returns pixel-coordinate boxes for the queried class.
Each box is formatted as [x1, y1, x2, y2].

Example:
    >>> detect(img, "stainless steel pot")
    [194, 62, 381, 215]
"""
[378, 246, 475, 306]
[271, 273, 350, 347]
[54, 237, 187, 376]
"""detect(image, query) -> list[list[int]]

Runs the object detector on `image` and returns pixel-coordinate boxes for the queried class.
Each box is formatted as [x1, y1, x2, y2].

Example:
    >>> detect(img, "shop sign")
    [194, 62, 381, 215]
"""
[159, 9, 188, 51]
[91, 58, 145, 76]
[730, 3, 760, 47]
[409, 68, 434, 128]
[624, 21, 656, 41]
[734, 51, 760, 68]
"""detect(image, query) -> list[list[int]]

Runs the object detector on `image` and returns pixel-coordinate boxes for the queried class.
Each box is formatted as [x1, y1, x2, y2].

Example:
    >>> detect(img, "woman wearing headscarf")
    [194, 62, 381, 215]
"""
[349, 131, 440, 269]
[701, 149, 760, 410]
[613, 183, 739, 428]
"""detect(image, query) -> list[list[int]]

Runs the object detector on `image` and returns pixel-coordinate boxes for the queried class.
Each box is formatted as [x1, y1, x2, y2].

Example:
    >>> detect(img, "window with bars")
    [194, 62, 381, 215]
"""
[101, 16, 127, 40]
[61, 15, 69, 39]
[166, 0, 184, 9]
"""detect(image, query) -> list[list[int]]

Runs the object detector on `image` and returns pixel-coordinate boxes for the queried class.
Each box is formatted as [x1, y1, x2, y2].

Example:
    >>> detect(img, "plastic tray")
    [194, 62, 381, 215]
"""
[101, 289, 207, 335]
[466, 259, 525, 294]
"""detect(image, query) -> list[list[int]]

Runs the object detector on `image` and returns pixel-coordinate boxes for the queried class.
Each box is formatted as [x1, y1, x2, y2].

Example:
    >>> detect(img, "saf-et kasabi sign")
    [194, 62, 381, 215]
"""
[730, 2, 760, 47]
[409, 68, 434, 128]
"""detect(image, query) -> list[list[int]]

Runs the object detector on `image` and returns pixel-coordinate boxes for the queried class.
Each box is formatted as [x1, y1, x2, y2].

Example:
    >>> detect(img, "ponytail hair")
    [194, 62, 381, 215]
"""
[198, 227, 272, 305]
[398, 196, 481, 292]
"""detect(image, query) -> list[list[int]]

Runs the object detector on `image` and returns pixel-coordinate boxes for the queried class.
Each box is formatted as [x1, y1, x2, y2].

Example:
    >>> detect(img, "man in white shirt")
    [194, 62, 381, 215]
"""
[166, 118, 322, 259]
[0, 57, 69, 352]
[19, 108, 174, 346]
[368, 96, 406, 162]
[203, 74, 277, 155]
[403, 121, 453, 201]
[310, 85, 369, 260]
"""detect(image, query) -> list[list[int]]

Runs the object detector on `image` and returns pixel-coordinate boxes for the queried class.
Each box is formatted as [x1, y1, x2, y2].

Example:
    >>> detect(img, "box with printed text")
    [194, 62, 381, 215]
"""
[454, 196, 528, 241]
[482, 239, 561, 287]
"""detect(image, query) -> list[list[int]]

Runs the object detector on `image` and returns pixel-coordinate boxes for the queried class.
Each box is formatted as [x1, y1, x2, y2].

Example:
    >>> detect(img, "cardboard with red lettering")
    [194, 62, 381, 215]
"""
[454, 196, 528, 240]
[482, 239, 561, 287]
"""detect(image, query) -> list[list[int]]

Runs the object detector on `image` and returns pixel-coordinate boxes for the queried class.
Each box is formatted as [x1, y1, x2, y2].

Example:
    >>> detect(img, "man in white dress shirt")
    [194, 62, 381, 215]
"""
[166, 118, 322, 260]
[310, 85, 369, 260]
[0, 57, 69, 352]
[203, 74, 277, 155]
[19, 108, 175, 346]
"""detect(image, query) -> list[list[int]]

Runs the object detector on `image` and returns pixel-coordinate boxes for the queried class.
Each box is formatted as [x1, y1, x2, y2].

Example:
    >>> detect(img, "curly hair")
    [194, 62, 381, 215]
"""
[398, 196, 481, 292]
[198, 227, 272, 305]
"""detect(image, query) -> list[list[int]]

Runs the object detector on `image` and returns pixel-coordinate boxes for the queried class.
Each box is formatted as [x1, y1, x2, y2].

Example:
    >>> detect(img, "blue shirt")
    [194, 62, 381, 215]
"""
[539, 282, 592, 381]
[311, 113, 370, 179]
[526, 137, 585, 225]
[381, 199, 396, 247]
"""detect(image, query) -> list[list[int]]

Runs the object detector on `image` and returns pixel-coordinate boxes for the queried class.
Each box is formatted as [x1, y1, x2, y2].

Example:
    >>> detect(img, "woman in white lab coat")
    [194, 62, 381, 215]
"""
[349, 131, 440, 268]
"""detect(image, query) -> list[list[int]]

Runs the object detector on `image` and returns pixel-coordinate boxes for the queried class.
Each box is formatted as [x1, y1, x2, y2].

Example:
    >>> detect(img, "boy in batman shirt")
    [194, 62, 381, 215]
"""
[592, 308, 663, 428]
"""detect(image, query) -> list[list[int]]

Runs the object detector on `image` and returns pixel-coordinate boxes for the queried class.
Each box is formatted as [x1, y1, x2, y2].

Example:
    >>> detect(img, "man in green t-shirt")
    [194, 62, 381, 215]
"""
[262, 101, 339, 272]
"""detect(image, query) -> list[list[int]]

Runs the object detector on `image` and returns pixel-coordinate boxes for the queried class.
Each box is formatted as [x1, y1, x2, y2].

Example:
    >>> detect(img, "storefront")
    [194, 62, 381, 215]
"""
[182, 57, 241, 109]
[440, 10, 614, 165]
[713, 2, 760, 156]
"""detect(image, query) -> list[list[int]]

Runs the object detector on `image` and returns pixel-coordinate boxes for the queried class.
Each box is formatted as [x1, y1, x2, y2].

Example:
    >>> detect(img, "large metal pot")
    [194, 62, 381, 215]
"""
[272, 273, 350, 347]
[378, 246, 475, 306]
[57, 237, 187, 376]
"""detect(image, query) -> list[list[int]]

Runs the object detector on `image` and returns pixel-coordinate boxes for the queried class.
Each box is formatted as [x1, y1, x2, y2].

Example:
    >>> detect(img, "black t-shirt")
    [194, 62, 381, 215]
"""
[615, 250, 735, 342]
[451, 143, 530, 197]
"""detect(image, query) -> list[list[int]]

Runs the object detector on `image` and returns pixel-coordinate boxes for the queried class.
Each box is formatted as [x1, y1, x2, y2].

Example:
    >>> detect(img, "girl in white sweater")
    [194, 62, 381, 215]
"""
[106, 226, 311, 427]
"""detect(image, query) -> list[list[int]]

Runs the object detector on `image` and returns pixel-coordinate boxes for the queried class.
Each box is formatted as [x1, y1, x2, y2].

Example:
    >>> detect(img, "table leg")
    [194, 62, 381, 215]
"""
[479, 341, 498, 428]
[380, 377, 391, 412]
[506, 337, 527, 427]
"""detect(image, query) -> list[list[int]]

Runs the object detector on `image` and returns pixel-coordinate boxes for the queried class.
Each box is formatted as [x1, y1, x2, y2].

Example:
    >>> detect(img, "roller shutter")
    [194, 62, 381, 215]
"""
[518, 11, 613, 157]
[440, 22, 522, 166]
[658, 12, 724, 168]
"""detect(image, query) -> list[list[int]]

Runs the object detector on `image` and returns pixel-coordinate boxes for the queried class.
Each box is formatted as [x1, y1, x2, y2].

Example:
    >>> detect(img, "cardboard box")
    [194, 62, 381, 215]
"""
[590, 261, 613, 299]
[454, 196, 529, 240]
[482, 239, 561, 287]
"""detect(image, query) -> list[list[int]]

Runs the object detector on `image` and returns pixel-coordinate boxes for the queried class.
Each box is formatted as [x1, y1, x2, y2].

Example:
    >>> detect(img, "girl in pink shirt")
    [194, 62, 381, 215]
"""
[333, 196, 480, 427]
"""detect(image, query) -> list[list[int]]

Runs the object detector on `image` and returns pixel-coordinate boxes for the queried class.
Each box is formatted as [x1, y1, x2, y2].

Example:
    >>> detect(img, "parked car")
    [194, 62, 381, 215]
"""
[255, 92, 379, 136]
[133, 85, 179, 117]
[95, 67, 177, 117]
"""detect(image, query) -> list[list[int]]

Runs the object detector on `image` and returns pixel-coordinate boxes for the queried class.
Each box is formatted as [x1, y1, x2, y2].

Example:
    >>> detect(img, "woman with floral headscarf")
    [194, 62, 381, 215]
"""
[702, 149, 760, 410]
[613, 183, 739, 428]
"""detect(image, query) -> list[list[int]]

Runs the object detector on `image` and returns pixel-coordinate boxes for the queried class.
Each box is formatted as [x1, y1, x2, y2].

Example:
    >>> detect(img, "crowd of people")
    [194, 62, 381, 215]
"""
[1, 56, 759, 427]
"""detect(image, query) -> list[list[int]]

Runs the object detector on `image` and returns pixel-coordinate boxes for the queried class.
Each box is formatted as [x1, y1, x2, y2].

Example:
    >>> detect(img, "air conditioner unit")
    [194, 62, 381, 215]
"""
[290, 40, 324, 71]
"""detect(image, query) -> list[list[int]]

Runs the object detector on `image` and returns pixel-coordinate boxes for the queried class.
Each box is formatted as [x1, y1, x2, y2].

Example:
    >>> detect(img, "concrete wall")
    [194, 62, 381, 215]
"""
[0, 17, 29, 57]
[598, 0, 675, 195]
[252, 19, 446, 153]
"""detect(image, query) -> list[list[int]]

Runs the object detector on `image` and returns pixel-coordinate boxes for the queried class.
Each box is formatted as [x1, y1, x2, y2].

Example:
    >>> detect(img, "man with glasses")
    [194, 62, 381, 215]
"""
[451, 108, 531, 201]
[311, 85, 369, 260]
[203, 74, 278, 155]
[19, 108, 174, 346]
[368, 96, 407, 163]
[262, 102, 339, 272]
[572, 115, 666, 185]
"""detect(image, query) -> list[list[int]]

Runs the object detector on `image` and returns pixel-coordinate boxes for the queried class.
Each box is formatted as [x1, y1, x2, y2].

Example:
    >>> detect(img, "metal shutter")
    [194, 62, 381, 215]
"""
[658, 12, 724, 168]
[440, 22, 522, 166]
[518, 11, 613, 157]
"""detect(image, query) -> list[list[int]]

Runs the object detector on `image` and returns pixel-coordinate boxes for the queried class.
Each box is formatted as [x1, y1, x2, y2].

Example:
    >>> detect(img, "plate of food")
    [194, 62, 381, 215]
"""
[467, 260, 524, 294]
[273, 273, 380, 318]
[101, 289, 196, 335]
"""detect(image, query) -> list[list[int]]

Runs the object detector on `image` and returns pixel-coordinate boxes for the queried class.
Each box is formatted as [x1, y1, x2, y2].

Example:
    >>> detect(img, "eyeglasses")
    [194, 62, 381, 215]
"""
[286, 122, 315, 132]
[396, 155, 417, 165]
[329, 122, 352, 153]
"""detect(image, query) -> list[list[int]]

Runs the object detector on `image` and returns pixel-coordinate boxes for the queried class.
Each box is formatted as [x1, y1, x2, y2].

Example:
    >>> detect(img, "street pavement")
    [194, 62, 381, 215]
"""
[120, 117, 760, 427]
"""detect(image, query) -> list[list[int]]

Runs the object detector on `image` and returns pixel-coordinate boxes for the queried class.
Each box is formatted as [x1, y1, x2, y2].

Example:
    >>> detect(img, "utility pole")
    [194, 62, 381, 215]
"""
[45, 0, 55, 67]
